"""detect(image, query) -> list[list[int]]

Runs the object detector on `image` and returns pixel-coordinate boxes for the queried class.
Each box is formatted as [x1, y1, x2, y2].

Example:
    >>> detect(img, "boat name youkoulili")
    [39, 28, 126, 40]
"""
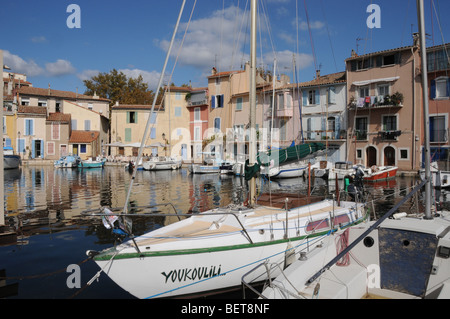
[161, 265, 224, 283]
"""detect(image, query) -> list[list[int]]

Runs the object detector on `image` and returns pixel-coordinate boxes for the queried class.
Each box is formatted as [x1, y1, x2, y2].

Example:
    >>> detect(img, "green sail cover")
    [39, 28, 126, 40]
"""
[244, 142, 325, 180]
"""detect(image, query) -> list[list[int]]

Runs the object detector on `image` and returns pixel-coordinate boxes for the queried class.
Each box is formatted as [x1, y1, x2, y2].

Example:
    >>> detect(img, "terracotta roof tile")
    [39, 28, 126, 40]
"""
[69, 130, 100, 144]
[18, 86, 110, 102]
[47, 112, 71, 123]
[17, 105, 47, 115]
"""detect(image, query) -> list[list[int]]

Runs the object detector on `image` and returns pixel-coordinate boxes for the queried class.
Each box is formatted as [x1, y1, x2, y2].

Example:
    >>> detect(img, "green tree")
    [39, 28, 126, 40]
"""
[83, 69, 156, 106]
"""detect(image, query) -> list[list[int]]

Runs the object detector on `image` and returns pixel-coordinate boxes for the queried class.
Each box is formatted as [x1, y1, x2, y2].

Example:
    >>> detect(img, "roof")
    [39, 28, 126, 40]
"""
[69, 130, 100, 144]
[345, 45, 415, 62]
[17, 105, 47, 115]
[297, 71, 346, 88]
[18, 86, 110, 102]
[112, 104, 164, 111]
[208, 70, 244, 79]
[46, 112, 71, 123]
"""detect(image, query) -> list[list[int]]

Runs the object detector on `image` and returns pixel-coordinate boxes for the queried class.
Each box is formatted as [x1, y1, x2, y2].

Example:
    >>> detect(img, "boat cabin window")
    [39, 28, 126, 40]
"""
[306, 219, 329, 232]
[333, 214, 350, 226]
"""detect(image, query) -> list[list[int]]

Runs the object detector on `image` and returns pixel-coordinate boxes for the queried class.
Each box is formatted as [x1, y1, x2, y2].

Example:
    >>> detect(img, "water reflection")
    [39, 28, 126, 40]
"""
[1, 166, 448, 298]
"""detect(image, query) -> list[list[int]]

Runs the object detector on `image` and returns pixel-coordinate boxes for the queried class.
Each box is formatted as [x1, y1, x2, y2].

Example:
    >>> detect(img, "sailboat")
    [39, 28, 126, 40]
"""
[85, 0, 368, 299]
[253, 0, 450, 299]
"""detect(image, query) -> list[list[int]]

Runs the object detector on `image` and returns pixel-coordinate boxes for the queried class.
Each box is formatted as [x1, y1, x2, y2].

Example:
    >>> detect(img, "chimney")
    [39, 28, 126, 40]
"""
[48, 83, 51, 95]
[351, 49, 357, 57]
[316, 69, 321, 79]
[413, 32, 420, 47]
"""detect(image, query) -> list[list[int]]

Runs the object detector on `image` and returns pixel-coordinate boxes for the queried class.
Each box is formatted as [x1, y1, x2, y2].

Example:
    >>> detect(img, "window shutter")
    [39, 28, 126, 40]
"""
[150, 128, 156, 139]
[328, 87, 336, 104]
[447, 78, 450, 97]
[430, 79, 436, 99]
[302, 91, 307, 106]
[335, 116, 341, 139]
[315, 89, 320, 105]
[211, 95, 216, 109]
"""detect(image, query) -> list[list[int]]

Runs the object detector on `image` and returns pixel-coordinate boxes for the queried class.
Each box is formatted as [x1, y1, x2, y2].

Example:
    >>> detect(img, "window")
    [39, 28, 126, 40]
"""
[278, 94, 284, 109]
[308, 90, 316, 105]
[359, 86, 369, 98]
[127, 111, 137, 123]
[174, 107, 182, 117]
[382, 115, 397, 131]
[214, 118, 221, 132]
[194, 107, 201, 121]
[56, 101, 61, 113]
[88, 103, 93, 110]
[194, 126, 201, 141]
[431, 77, 449, 99]
[430, 115, 446, 142]
[21, 98, 30, 106]
[84, 120, 91, 131]
[52, 123, 60, 140]
[80, 144, 87, 154]
[306, 219, 330, 232]
[383, 54, 396, 66]
[328, 86, 336, 104]
[150, 112, 157, 124]
[125, 128, 132, 142]
[25, 119, 34, 136]
[211, 95, 224, 108]
[175, 92, 181, 100]
[378, 84, 389, 97]
[355, 117, 368, 140]
[38, 99, 47, 107]
[400, 149, 409, 160]
[427, 48, 450, 72]
[356, 149, 363, 159]
[47, 142, 55, 155]
[236, 97, 243, 111]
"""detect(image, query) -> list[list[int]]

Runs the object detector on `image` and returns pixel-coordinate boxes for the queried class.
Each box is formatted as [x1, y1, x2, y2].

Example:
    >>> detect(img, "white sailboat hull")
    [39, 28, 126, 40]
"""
[261, 212, 450, 299]
[93, 199, 366, 298]
[262, 161, 308, 179]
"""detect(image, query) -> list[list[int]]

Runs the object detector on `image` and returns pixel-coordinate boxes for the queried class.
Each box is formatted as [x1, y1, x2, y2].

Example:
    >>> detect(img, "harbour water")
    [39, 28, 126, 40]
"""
[0, 165, 446, 299]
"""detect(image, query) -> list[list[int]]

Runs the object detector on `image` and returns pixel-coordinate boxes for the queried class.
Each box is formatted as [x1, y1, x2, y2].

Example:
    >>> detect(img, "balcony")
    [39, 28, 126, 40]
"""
[276, 108, 293, 118]
[348, 92, 404, 110]
[379, 130, 401, 141]
[305, 130, 346, 141]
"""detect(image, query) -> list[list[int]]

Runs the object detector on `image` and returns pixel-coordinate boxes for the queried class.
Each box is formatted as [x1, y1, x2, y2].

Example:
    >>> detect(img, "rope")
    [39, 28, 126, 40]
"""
[0, 257, 91, 281]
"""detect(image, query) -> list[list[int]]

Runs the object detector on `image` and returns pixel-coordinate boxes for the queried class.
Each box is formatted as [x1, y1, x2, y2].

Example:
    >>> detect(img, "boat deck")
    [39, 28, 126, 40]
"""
[136, 198, 341, 247]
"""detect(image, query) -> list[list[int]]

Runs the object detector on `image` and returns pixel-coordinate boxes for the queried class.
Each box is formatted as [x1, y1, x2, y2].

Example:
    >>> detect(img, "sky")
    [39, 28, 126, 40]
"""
[1, 0, 449, 95]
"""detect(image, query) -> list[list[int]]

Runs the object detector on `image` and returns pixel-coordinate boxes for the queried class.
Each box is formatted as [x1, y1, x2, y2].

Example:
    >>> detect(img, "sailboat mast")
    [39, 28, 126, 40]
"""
[249, 0, 257, 206]
[417, 0, 432, 219]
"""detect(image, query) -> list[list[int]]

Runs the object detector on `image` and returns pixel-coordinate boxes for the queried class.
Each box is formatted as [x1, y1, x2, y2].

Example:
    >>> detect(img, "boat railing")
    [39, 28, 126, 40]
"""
[81, 204, 256, 245]
[241, 232, 328, 299]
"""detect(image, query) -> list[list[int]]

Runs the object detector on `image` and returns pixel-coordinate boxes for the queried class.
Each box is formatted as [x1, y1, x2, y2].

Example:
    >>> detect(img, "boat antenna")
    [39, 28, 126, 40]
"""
[417, 0, 432, 219]
[122, 0, 187, 214]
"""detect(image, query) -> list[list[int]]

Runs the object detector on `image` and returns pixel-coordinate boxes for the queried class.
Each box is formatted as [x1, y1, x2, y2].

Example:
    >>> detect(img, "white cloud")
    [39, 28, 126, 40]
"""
[157, 5, 248, 73]
[45, 59, 76, 76]
[264, 50, 314, 72]
[3, 50, 44, 76]
[119, 68, 163, 91]
[77, 69, 101, 81]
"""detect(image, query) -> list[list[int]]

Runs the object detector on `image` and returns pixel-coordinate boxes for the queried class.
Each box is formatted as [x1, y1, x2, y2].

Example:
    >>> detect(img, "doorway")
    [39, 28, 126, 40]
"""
[366, 146, 377, 167]
[384, 146, 396, 166]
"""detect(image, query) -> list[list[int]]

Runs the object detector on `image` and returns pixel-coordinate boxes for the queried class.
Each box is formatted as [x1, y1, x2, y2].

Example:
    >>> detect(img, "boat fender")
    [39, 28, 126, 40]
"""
[284, 242, 296, 269]
[393, 212, 407, 220]
[171, 164, 176, 170]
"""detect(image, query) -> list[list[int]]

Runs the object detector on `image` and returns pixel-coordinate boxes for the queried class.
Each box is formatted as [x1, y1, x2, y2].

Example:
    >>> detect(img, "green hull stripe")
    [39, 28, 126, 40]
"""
[94, 218, 365, 261]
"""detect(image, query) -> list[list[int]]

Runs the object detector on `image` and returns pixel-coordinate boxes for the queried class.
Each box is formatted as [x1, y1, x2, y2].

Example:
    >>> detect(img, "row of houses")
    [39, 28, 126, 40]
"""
[2, 39, 450, 171]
